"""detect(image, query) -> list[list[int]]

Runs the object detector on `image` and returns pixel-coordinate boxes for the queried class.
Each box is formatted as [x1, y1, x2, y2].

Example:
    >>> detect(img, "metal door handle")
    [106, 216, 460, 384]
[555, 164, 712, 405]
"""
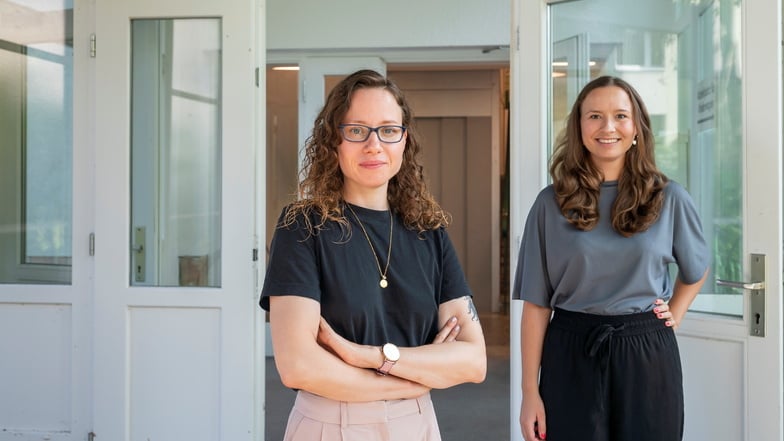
[716, 279, 765, 290]
[715, 253, 766, 337]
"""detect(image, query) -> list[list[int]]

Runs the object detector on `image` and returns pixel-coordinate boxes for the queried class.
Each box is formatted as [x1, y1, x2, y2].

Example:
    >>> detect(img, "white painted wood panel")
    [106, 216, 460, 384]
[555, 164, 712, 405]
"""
[129, 307, 221, 441]
[0, 303, 72, 431]
[679, 332, 745, 440]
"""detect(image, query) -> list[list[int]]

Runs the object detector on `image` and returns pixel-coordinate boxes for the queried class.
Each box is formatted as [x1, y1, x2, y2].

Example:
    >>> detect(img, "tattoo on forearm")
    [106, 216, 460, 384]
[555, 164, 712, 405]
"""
[463, 296, 479, 322]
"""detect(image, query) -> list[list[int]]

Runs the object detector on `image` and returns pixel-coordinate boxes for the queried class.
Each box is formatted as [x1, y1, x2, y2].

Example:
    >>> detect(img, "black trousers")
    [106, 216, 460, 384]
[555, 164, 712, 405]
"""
[539, 308, 684, 441]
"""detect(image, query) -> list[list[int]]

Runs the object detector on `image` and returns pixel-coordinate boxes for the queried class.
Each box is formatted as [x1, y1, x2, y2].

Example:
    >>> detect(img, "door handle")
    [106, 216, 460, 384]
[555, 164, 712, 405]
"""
[714, 253, 766, 337]
[715, 280, 765, 290]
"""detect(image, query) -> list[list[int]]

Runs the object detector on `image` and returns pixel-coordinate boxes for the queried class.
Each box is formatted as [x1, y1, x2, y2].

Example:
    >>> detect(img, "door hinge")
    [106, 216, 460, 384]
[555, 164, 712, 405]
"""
[255, 67, 259, 87]
[90, 34, 96, 58]
[252, 248, 259, 262]
[88, 432, 96, 441]
[89, 233, 95, 256]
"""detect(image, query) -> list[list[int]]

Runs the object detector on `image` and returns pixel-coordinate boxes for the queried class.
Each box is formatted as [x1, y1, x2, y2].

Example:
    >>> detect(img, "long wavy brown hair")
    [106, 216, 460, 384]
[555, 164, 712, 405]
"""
[549, 75, 668, 237]
[282, 69, 449, 235]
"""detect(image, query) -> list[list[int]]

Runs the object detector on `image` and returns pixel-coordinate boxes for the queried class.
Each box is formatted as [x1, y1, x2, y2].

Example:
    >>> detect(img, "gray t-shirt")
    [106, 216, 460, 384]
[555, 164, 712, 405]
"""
[512, 180, 709, 315]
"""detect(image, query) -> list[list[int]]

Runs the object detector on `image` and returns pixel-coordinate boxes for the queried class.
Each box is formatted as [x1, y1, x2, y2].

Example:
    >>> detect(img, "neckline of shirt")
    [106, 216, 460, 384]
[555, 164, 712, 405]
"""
[345, 202, 392, 222]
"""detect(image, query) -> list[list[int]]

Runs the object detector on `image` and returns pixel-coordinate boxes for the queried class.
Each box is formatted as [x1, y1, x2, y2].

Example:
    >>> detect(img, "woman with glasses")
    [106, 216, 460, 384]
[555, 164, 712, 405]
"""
[514, 76, 709, 441]
[260, 69, 486, 441]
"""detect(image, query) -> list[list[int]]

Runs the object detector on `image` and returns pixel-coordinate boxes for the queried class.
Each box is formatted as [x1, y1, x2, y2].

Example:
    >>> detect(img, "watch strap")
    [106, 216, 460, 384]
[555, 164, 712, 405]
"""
[376, 359, 396, 376]
[376, 343, 399, 376]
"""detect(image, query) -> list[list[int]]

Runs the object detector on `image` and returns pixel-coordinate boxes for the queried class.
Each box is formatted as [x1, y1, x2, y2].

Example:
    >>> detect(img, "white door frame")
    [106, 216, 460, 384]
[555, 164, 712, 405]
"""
[509, 1, 549, 437]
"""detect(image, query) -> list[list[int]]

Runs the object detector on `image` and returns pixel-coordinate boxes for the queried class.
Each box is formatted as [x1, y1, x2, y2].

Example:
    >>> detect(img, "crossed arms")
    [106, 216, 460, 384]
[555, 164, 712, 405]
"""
[269, 294, 487, 402]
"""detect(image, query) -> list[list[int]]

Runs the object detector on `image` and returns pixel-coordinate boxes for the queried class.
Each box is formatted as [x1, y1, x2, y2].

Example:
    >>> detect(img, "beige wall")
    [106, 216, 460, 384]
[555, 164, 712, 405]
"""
[265, 69, 299, 257]
[392, 70, 504, 313]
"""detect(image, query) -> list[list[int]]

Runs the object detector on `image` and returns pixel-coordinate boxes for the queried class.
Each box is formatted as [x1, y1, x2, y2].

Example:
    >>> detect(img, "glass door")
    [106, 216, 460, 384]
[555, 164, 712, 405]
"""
[0, 1, 92, 439]
[510, 0, 782, 440]
[93, 0, 261, 440]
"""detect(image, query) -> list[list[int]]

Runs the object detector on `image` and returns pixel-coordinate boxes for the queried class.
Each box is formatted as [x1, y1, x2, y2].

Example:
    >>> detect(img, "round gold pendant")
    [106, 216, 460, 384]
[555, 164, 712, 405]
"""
[380, 279, 388, 288]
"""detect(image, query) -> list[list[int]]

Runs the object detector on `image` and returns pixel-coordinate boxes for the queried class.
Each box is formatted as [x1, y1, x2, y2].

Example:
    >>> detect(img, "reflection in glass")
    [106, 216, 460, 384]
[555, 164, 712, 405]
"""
[131, 19, 222, 287]
[0, 1, 73, 284]
[550, 0, 742, 316]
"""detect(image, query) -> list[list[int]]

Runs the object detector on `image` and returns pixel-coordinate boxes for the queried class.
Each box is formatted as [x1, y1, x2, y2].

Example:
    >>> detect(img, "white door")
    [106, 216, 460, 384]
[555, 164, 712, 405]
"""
[510, 1, 783, 440]
[0, 1, 92, 440]
[93, 0, 262, 440]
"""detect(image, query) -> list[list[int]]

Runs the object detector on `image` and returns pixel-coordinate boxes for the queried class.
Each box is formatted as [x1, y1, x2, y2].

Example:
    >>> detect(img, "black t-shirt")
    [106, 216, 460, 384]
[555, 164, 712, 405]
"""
[260, 203, 472, 347]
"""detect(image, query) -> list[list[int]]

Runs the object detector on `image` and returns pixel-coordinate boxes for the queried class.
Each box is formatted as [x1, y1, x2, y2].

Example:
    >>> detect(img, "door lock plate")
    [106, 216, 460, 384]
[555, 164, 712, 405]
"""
[749, 254, 765, 337]
[133, 227, 146, 282]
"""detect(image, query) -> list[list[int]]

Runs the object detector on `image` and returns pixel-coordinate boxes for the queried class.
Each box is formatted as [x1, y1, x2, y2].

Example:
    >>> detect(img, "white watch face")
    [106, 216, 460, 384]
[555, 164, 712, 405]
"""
[383, 343, 400, 362]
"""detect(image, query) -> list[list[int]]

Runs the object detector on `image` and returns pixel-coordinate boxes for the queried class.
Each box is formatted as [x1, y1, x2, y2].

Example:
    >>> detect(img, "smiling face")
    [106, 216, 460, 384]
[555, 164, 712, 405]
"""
[580, 85, 638, 181]
[338, 87, 406, 207]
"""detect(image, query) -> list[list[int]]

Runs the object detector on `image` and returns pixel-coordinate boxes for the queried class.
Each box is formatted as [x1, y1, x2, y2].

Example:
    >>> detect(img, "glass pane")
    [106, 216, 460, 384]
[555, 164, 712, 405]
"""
[549, 0, 743, 316]
[130, 18, 222, 287]
[0, 0, 73, 284]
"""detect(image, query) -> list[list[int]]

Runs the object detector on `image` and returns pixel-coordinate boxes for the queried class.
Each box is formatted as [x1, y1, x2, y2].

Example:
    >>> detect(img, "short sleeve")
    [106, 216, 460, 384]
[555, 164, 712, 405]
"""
[259, 206, 322, 311]
[511, 188, 554, 307]
[669, 183, 710, 284]
[438, 228, 473, 304]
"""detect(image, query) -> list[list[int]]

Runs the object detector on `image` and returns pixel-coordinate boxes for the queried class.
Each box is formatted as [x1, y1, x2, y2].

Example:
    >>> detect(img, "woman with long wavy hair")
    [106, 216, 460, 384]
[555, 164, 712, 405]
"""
[261, 69, 486, 441]
[514, 76, 709, 441]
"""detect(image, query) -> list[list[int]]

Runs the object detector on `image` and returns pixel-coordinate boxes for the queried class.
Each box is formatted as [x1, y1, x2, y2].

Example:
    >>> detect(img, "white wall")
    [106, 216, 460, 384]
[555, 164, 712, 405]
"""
[267, 0, 510, 50]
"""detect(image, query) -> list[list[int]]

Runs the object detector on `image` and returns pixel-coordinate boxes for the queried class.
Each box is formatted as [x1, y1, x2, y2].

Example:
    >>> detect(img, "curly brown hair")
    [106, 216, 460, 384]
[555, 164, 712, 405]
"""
[282, 69, 449, 235]
[549, 75, 668, 237]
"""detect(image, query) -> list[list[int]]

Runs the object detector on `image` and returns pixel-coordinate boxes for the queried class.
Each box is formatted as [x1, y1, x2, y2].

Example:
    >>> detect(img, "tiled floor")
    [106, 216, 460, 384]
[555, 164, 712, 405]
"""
[265, 313, 511, 440]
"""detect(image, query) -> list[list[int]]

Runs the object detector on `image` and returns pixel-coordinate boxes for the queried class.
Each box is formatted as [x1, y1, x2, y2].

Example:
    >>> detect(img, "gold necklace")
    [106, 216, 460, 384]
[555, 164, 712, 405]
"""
[345, 203, 393, 288]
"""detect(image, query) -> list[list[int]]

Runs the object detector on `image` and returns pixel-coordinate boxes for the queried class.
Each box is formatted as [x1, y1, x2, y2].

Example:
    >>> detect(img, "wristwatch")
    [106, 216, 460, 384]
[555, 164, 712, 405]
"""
[376, 343, 400, 376]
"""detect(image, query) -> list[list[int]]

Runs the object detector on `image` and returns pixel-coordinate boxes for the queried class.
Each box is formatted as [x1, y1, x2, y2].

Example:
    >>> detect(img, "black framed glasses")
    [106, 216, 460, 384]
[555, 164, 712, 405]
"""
[338, 124, 407, 143]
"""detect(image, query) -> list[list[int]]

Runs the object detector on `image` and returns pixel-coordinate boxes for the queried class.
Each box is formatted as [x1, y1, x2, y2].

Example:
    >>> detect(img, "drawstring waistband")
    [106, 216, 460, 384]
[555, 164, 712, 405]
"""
[585, 322, 626, 357]
[550, 307, 665, 337]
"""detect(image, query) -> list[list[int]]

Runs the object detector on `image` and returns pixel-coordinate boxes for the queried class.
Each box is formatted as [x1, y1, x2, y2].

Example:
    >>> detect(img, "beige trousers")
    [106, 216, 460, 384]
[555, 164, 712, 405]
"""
[282, 391, 442, 441]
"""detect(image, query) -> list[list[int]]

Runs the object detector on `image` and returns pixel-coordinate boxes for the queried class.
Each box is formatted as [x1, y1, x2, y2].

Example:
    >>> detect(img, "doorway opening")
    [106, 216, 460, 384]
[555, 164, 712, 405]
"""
[264, 64, 511, 440]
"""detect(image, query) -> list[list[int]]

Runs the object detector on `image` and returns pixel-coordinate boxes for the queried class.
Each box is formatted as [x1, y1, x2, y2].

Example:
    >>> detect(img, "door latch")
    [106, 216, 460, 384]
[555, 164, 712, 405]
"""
[716, 253, 766, 337]
[132, 227, 146, 282]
